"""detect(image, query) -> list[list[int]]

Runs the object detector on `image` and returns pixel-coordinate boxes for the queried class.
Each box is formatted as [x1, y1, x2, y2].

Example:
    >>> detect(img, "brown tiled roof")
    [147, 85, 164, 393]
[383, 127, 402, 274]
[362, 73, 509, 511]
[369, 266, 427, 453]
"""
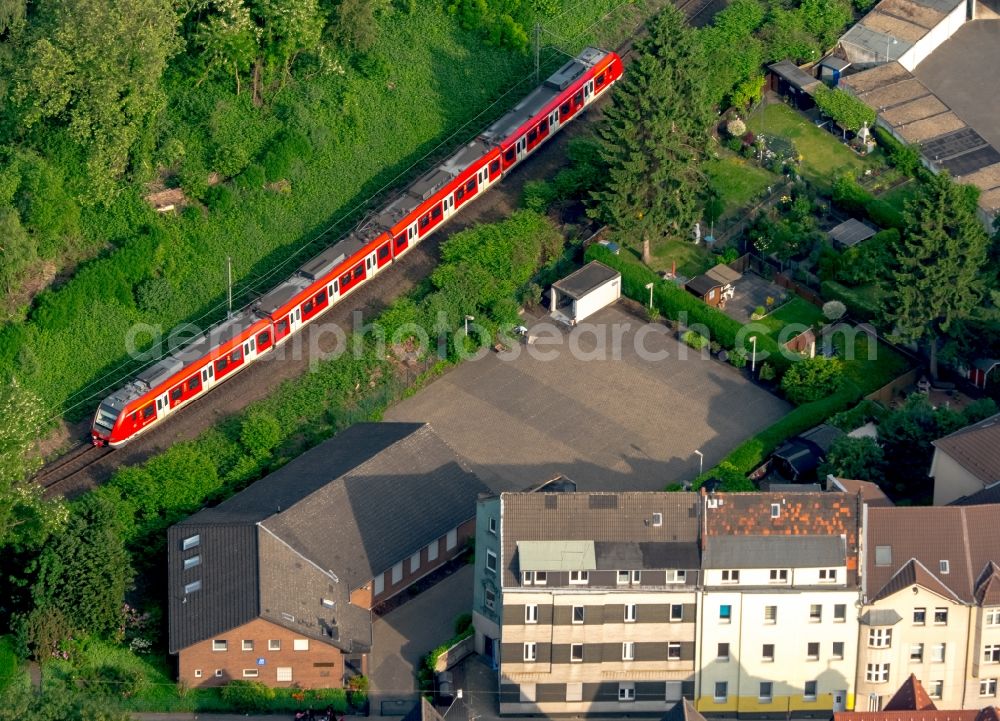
[884, 674, 937, 711]
[834, 711, 979, 721]
[932, 412, 1000, 484]
[500, 492, 700, 587]
[865, 506, 1000, 604]
[975, 563, 1000, 605]
[832, 477, 894, 507]
[703, 491, 859, 573]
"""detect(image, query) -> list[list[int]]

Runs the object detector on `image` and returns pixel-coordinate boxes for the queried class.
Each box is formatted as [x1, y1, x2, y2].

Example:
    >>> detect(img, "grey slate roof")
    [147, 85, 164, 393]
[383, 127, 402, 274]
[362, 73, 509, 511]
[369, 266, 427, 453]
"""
[552, 261, 620, 299]
[829, 218, 877, 248]
[500, 492, 700, 587]
[703, 535, 846, 570]
[768, 60, 821, 94]
[664, 699, 708, 721]
[169, 423, 490, 653]
[860, 609, 903, 626]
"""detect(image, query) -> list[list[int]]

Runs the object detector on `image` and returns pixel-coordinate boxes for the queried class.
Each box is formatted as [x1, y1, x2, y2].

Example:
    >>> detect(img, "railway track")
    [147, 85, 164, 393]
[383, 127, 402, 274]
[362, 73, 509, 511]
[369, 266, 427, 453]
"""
[33, 443, 115, 496]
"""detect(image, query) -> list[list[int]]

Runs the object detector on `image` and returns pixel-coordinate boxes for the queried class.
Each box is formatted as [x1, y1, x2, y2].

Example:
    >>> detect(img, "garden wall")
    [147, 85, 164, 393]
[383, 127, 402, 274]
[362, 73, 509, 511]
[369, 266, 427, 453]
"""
[433, 635, 475, 673]
[774, 272, 823, 307]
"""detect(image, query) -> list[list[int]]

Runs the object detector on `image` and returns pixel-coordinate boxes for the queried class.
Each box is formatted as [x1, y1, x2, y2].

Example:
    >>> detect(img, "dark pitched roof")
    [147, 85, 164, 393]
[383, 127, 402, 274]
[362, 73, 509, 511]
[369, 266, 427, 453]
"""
[950, 480, 1000, 506]
[685, 273, 723, 297]
[768, 60, 821, 94]
[500, 492, 700, 587]
[932, 412, 1000, 484]
[884, 674, 937, 711]
[169, 423, 489, 652]
[702, 491, 860, 577]
[664, 699, 708, 721]
[552, 261, 619, 299]
[703, 535, 846, 570]
[865, 505, 1000, 604]
[975, 562, 1000, 605]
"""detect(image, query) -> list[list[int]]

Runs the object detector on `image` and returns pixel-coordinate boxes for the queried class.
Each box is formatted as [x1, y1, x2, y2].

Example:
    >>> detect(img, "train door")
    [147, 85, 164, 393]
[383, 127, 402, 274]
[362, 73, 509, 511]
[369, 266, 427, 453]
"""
[477, 165, 490, 192]
[288, 307, 302, 334]
[201, 364, 215, 390]
[442, 194, 455, 221]
[327, 279, 339, 301]
[584, 79, 595, 105]
[365, 252, 377, 277]
[243, 337, 255, 361]
[155, 392, 170, 418]
[515, 135, 528, 162]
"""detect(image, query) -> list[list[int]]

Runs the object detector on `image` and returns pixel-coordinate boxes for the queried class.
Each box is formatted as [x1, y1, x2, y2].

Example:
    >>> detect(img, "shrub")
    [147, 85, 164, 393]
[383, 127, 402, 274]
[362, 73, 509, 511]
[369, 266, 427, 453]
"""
[728, 347, 748, 369]
[725, 136, 743, 153]
[822, 300, 846, 321]
[726, 118, 746, 137]
[235, 164, 265, 190]
[874, 126, 922, 176]
[821, 280, 878, 322]
[818, 436, 885, 482]
[752, 305, 766, 319]
[682, 330, 708, 350]
[521, 180, 557, 213]
[240, 410, 283, 459]
[758, 362, 776, 382]
[221, 680, 276, 712]
[204, 184, 235, 212]
[780, 356, 844, 404]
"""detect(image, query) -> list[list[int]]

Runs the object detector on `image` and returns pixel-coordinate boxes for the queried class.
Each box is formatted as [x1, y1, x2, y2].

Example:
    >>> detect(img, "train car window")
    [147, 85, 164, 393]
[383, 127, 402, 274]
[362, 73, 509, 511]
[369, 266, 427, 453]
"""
[490, 160, 501, 174]
[257, 331, 270, 346]
[419, 214, 430, 229]
[455, 187, 465, 201]
[231, 348, 242, 362]
[171, 388, 183, 401]
[353, 265, 364, 279]
[378, 245, 390, 259]
[216, 357, 229, 372]
[340, 271, 352, 287]
[303, 299, 314, 314]
[527, 128, 538, 143]
[316, 290, 327, 304]
[560, 101, 571, 116]
[143, 405, 154, 419]
[596, 72, 606, 88]
[395, 233, 407, 248]
[277, 319, 289, 334]
[465, 178, 476, 192]
[574, 90, 584, 106]
[189, 376, 201, 391]
[504, 148, 516, 162]
[540, 118, 549, 132]
[431, 205, 442, 219]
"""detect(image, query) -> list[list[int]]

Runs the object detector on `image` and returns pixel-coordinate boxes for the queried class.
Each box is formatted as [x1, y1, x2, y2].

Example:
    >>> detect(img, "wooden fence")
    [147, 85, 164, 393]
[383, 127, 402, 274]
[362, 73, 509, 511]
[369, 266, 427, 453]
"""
[864, 367, 919, 405]
[774, 272, 824, 307]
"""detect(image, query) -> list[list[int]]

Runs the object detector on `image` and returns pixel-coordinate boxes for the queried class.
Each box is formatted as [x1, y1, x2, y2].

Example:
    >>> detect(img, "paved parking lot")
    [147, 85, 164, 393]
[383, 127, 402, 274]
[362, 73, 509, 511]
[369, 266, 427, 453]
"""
[386, 304, 790, 490]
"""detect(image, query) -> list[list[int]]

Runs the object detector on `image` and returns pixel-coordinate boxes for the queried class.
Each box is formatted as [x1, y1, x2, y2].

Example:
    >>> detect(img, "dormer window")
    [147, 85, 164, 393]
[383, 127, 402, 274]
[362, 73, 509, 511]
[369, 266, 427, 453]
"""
[819, 569, 837, 583]
[721, 570, 740, 584]
[771, 503, 780, 518]
[940, 560, 950, 574]
[652, 513, 663, 526]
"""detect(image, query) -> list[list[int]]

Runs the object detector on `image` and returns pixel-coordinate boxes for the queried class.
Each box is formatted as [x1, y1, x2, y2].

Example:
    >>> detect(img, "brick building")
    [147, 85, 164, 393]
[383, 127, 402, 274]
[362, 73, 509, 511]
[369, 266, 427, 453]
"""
[168, 422, 489, 689]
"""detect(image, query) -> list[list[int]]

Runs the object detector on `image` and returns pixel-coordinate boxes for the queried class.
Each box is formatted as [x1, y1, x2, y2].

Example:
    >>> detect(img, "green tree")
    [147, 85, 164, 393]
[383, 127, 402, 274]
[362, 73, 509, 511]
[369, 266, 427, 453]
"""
[877, 395, 940, 498]
[814, 86, 876, 133]
[592, 5, 712, 263]
[31, 493, 134, 640]
[698, 0, 766, 109]
[13, 0, 180, 200]
[325, 0, 386, 54]
[818, 436, 885, 482]
[799, 0, 851, 48]
[0, 205, 36, 294]
[0, 0, 26, 37]
[760, 7, 819, 64]
[880, 173, 990, 377]
[252, 0, 325, 80]
[188, 0, 260, 92]
[780, 356, 843, 404]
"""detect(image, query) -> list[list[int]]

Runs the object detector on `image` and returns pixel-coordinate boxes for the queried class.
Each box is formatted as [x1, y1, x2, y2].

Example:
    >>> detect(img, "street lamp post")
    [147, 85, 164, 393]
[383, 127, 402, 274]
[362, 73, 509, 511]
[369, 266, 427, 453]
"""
[751, 336, 758, 374]
[464, 315, 474, 335]
[645, 282, 654, 309]
[694, 449, 704, 476]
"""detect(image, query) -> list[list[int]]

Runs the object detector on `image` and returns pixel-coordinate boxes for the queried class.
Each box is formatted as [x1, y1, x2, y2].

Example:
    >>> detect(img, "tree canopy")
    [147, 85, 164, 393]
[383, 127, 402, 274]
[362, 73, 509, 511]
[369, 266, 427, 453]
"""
[814, 86, 876, 133]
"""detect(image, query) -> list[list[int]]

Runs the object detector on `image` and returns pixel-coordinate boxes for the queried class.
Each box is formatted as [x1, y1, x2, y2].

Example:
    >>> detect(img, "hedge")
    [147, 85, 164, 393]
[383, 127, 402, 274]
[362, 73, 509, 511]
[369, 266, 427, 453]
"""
[831, 175, 904, 230]
[585, 245, 792, 375]
[820, 280, 879, 322]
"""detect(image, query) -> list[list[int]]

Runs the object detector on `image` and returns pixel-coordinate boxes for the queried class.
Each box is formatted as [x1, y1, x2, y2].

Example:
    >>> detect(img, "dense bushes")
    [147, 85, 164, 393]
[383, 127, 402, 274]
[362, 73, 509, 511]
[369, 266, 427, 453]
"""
[874, 126, 923, 177]
[780, 356, 843, 404]
[820, 280, 879, 322]
[221, 681, 276, 712]
[831, 175, 904, 230]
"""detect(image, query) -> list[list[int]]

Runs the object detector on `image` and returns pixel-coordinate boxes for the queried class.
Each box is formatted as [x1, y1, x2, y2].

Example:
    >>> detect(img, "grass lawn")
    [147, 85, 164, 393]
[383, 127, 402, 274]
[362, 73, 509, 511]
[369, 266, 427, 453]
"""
[877, 179, 919, 214]
[649, 239, 715, 277]
[747, 103, 881, 190]
[0, 635, 22, 694]
[705, 151, 780, 218]
[757, 296, 826, 339]
[837, 330, 911, 392]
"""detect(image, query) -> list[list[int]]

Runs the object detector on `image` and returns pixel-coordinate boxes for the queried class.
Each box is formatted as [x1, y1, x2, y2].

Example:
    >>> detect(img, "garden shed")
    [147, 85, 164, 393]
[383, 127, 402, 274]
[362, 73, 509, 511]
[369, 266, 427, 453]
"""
[684, 263, 742, 308]
[767, 60, 821, 110]
[818, 55, 851, 86]
[828, 218, 877, 249]
[772, 423, 845, 481]
[549, 260, 621, 325]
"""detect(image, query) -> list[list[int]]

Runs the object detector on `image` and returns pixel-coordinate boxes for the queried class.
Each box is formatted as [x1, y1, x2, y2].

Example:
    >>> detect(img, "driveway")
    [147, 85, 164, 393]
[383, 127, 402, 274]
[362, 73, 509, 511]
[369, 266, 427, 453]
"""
[368, 565, 474, 714]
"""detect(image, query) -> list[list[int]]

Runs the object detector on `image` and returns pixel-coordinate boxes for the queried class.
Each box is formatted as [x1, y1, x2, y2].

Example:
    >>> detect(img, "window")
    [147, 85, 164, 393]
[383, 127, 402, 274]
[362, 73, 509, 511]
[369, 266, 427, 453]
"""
[875, 545, 892, 566]
[718, 643, 730, 661]
[808, 642, 820, 660]
[566, 683, 583, 702]
[378, 244, 390, 260]
[987, 608, 1000, 626]
[570, 644, 583, 662]
[714, 682, 728, 702]
[212, 640, 227, 652]
[465, 178, 476, 192]
[276, 667, 292, 683]
[504, 148, 516, 163]
[771, 503, 781, 518]
[184, 580, 202, 594]
[833, 642, 845, 660]
[523, 642, 537, 662]
[293, 639, 309, 651]
[665, 570, 686, 583]
[534, 571, 547, 585]
[431, 205, 441, 219]
[631, 570, 641, 584]
[619, 683, 636, 702]
[869, 629, 892, 648]
[834, 604, 847, 622]
[143, 404, 154, 419]
[914, 608, 926, 625]
[572, 606, 585, 624]
[242, 640, 253, 652]
[489, 160, 501, 174]
[810, 604, 822, 622]
[804, 681, 818, 700]
[934, 607, 949, 625]
[985, 645, 1000, 663]
[188, 375, 201, 391]
[488, 517, 497, 535]
[721, 569, 740, 583]
[940, 560, 950, 574]
[391, 562, 403, 584]
[652, 512, 663, 526]
[268, 639, 281, 651]
[321, 598, 335, 610]
[419, 214, 430, 229]
[427, 540, 439, 562]
[523, 604, 538, 623]
[242, 669, 259, 678]
[595, 72, 606, 88]
[214, 669, 223, 678]
[929, 681, 943, 699]
[764, 606, 777, 624]
[624, 604, 636, 622]
[409, 551, 421, 574]
[719, 604, 732, 622]
[670, 604, 683, 622]
[819, 569, 838, 582]
[931, 643, 946, 663]
[865, 663, 889, 683]
[182, 534, 200, 551]
[485, 588, 496, 611]
[485, 550, 497, 573]
[980, 679, 997, 697]
[194, 669, 202, 678]
[395, 233, 407, 249]
[560, 101, 571, 116]
[760, 682, 773, 701]
[911, 644, 924, 662]
[569, 571, 589, 585]
[769, 569, 788, 582]
[761, 643, 775, 662]
[622, 642, 635, 661]
[668, 642, 681, 660]
[374, 573, 384, 596]
[527, 129, 537, 144]
[171, 387, 183, 401]
[617, 570, 629, 585]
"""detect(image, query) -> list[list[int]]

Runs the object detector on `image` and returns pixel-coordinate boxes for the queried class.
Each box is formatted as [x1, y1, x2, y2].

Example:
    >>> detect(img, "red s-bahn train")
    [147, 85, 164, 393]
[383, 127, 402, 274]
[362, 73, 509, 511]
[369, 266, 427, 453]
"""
[91, 47, 624, 447]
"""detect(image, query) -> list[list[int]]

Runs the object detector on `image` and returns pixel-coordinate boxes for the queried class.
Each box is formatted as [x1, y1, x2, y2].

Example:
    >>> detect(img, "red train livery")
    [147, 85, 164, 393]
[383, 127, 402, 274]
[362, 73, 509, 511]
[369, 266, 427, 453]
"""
[92, 47, 624, 447]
